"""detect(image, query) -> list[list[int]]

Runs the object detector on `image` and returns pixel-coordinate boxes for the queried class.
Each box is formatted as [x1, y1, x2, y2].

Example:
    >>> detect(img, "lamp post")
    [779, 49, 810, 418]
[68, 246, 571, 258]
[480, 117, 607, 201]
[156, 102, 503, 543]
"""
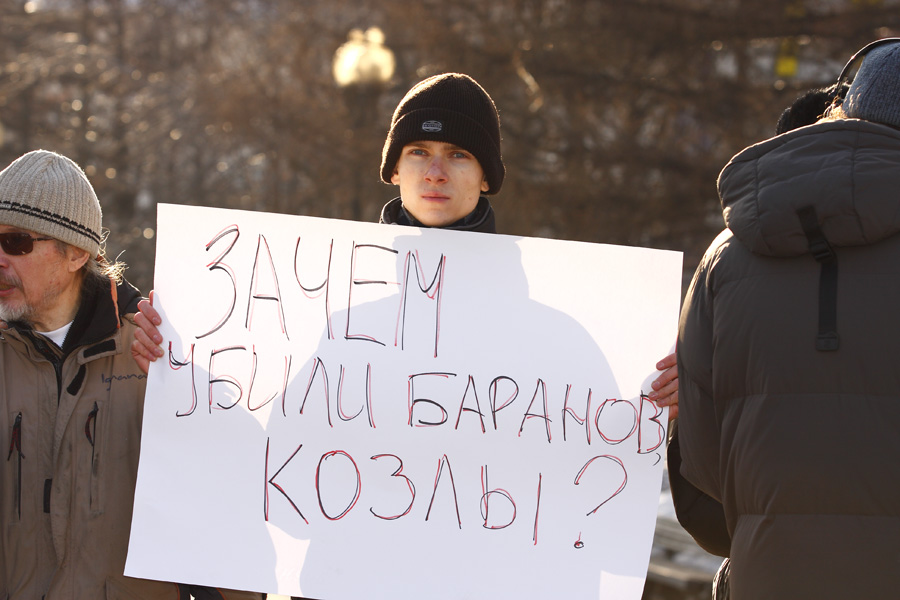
[332, 27, 395, 220]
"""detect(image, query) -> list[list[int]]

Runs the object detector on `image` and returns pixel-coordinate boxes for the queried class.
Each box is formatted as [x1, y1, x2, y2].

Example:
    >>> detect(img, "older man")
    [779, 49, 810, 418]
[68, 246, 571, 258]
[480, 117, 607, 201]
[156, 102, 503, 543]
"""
[0, 150, 260, 599]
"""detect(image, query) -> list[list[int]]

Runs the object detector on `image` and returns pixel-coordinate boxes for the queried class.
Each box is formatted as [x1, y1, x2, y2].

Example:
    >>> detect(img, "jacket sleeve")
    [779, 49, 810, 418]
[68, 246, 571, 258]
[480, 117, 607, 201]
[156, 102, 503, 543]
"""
[673, 236, 731, 552]
[668, 422, 730, 557]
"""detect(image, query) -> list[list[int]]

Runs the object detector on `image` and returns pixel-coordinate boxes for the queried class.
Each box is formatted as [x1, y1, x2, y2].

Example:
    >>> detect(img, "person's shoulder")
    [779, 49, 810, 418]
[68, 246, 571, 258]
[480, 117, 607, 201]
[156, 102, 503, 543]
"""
[693, 228, 753, 289]
[0, 325, 26, 349]
[700, 229, 738, 265]
[115, 277, 143, 315]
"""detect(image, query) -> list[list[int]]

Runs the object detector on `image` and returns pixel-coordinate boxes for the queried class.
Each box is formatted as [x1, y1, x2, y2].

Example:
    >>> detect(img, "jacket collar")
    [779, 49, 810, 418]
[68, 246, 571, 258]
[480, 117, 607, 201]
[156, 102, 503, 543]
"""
[379, 196, 497, 234]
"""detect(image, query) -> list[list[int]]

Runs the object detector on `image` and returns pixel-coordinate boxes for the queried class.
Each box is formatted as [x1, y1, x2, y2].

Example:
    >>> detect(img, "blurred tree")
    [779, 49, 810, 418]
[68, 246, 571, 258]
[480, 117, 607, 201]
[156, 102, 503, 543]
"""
[1, 0, 899, 296]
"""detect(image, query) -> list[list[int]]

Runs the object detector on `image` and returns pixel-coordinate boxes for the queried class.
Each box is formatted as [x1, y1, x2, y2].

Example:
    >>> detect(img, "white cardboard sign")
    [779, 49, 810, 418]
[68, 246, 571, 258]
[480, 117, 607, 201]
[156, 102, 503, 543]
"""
[125, 203, 682, 599]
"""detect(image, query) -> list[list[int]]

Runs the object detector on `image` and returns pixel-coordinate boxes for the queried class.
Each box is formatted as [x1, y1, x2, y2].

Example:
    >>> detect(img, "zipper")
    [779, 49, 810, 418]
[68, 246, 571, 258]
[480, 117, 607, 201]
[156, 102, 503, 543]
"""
[84, 402, 98, 464]
[7, 412, 23, 519]
[23, 331, 65, 403]
[85, 402, 100, 509]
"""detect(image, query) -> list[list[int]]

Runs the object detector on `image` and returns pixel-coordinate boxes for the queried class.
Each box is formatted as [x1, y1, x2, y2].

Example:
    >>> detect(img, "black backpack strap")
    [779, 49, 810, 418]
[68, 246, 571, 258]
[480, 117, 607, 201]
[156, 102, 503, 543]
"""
[796, 205, 839, 351]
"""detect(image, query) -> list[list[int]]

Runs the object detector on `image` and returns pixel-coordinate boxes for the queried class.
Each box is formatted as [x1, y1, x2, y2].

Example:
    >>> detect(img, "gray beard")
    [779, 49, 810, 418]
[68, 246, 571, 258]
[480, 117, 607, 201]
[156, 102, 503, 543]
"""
[0, 301, 31, 325]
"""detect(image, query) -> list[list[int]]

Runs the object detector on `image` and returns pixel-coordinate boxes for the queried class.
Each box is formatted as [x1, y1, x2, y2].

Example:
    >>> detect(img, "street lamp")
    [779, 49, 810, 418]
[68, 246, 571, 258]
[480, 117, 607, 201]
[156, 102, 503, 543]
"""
[333, 27, 395, 220]
[333, 27, 396, 89]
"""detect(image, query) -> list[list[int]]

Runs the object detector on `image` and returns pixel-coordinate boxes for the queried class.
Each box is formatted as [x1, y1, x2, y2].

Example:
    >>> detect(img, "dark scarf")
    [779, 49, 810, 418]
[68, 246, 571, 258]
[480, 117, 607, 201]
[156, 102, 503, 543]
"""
[379, 196, 497, 234]
[62, 274, 142, 352]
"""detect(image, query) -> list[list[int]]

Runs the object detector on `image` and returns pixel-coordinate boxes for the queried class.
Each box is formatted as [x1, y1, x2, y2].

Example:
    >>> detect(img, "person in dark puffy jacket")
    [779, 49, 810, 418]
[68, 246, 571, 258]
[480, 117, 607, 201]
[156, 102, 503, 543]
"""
[669, 76, 853, 600]
[675, 38, 900, 599]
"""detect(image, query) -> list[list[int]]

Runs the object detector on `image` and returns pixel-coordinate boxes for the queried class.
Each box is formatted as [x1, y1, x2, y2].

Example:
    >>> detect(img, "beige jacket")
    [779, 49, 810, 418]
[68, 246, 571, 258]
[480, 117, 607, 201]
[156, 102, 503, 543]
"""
[0, 275, 259, 600]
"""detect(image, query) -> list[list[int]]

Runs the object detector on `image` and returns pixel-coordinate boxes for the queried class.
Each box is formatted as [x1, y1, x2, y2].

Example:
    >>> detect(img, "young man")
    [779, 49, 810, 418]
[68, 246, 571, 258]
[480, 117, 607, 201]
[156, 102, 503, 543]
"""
[130, 72, 678, 599]
[133, 73, 679, 410]
[0, 150, 259, 600]
[382, 73, 679, 409]
[377, 72, 503, 232]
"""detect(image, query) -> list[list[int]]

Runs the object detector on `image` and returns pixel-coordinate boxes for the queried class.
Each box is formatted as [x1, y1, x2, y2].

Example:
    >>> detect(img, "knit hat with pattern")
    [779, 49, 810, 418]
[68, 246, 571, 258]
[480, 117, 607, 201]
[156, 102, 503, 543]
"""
[842, 40, 900, 128]
[0, 150, 102, 256]
[380, 73, 505, 194]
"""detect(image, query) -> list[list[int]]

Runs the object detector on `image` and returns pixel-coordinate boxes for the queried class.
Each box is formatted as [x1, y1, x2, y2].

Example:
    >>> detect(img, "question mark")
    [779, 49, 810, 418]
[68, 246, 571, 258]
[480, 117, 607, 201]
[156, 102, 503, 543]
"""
[574, 455, 628, 516]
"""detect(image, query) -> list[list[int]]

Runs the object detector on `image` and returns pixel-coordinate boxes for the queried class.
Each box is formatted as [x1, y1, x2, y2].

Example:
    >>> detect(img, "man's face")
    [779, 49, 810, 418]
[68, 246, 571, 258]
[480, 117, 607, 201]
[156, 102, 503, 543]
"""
[0, 225, 86, 331]
[391, 140, 489, 227]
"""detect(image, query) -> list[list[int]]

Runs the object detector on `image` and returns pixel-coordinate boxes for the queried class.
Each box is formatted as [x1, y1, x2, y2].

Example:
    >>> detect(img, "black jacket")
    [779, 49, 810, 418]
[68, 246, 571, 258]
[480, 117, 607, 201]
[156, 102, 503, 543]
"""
[676, 119, 900, 599]
[378, 196, 497, 234]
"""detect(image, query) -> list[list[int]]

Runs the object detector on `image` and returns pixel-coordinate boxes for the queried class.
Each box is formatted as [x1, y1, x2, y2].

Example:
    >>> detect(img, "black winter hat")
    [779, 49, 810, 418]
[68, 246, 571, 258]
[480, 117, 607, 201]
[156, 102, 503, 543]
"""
[380, 73, 505, 194]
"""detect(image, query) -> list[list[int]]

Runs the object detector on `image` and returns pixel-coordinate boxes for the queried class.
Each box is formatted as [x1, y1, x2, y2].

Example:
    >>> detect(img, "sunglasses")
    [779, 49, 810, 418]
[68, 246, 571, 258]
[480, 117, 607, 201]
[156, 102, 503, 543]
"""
[0, 232, 55, 256]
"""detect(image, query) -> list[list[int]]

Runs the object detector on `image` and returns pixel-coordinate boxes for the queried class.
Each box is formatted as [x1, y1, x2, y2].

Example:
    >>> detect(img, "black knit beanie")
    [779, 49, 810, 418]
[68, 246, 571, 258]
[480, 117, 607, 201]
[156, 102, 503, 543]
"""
[380, 73, 505, 194]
